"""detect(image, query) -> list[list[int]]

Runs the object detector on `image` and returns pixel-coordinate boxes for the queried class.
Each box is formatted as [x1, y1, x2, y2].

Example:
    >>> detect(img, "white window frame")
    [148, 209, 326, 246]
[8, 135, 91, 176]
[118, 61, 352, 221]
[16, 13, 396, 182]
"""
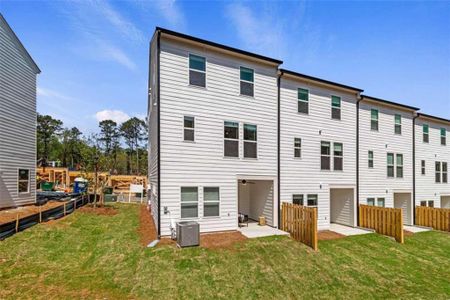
[243, 123, 257, 159]
[435, 161, 441, 183]
[203, 187, 220, 218]
[188, 53, 206, 88]
[421, 160, 426, 175]
[180, 186, 199, 219]
[377, 198, 385, 207]
[292, 194, 304, 206]
[294, 138, 302, 158]
[183, 116, 195, 142]
[441, 128, 446, 146]
[224, 121, 239, 158]
[396, 154, 403, 178]
[423, 124, 429, 143]
[333, 142, 343, 171]
[387, 153, 395, 178]
[368, 150, 374, 168]
[297, 88, 309, 114]
[307, 194, 318, 207]
[321, 141, 331, 170]
[394, 114, 402, 135]
[442, 162, 448, 183]
[367, 198, 375, 206]
[331, 95, 341, 120]
[239, 66, 254, 97]
[371, 109, 379, 131]
[18, 168, 30, 194]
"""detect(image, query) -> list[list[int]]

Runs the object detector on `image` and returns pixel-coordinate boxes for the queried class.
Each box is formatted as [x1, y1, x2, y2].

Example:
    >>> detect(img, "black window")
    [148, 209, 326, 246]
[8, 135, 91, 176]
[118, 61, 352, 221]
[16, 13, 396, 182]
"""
[396, 154, 403, 178]
[183, 116, 194, 141]
[368, 151, 374, 168]
[423, 124, 429, 143]
[204, 187, 220, 217]
[240, 67, 254, 97]
[395, 114, 402, 134]
[189, 54, 206, 87]
[294, 138, 301, 158]
[441, 128, 447, 145]
[18, 169, 30, 193]
[371, 109, 379, 131]
[244, 124, 257, 158]
[224, 121, 239, 157]
[181, 187, 198, 218]
[321, 141, 331, 170]
[333, 143, 343, 171]
[307, 194, 318, 207]
[387, 153, 394, 178]
[367, 198, 375, 206]
[443, 162, 448, 183]
[293, 194, 304, 206]
[331, 96, 341, 120]
[428, 201, 434, 208]
[421, 160, 426, 175]
[298, 88, 309, 114]
[435, 161, 441, 183]
[420, 201, 427, 207]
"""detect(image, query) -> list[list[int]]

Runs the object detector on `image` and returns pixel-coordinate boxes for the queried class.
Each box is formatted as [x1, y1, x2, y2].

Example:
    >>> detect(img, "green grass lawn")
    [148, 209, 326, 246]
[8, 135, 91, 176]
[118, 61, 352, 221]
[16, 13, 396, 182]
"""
[1, 204, 449, 299]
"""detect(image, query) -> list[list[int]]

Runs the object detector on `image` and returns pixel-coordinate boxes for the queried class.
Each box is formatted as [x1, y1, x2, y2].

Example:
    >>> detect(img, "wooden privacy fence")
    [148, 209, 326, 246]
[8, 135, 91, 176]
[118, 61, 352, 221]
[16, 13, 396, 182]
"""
[415, 206, 450, 232]
[359, 205, 404, 243]
[281, 202, 318, 251]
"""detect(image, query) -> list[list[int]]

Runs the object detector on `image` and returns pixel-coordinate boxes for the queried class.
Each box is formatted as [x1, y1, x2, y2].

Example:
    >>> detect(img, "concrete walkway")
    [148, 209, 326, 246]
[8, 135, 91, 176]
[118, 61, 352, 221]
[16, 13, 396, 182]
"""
[238, 223, 290, 238]
[329, 223, 373, 236]
[404, 225, 432, 233]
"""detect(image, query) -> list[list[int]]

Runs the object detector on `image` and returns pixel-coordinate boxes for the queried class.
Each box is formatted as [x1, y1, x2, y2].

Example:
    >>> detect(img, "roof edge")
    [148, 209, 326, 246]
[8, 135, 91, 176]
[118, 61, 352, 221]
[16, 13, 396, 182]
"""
[417, 113, 450, 124]
[280, 68, 364, 93]
[361, 95, 419, 111]
[155, 27, 283, 65]
[0, 13, 41, 74]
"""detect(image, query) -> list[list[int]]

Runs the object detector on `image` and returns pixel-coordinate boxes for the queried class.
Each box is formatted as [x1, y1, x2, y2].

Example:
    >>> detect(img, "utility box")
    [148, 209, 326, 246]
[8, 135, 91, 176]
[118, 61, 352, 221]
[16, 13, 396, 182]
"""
[176, 221, 200, 248]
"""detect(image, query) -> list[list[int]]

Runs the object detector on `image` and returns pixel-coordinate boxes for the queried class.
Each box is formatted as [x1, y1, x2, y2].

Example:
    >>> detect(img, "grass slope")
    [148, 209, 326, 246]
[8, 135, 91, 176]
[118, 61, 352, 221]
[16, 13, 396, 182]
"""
[0, 204, 449, 299]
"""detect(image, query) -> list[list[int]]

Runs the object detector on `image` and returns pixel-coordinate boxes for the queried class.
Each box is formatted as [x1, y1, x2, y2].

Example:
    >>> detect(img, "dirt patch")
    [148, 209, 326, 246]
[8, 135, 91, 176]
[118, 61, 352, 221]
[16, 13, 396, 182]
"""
[0, 201, 64, 224]
[318, 230, 346, 240]
[78, 205, 118, 216]
[138, 205, 157, 246]
[403, 230, 414, 237]
[200, 231, 247, 249]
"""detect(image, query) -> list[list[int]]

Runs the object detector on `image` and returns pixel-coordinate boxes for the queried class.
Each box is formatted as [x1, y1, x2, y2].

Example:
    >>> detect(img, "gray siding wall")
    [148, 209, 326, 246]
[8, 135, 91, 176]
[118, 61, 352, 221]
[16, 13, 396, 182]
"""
[0, 20, 37, 208]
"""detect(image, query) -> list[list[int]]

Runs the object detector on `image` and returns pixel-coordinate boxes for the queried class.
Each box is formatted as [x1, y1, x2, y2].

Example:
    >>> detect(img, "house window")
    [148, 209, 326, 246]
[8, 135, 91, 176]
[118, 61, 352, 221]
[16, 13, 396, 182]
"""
[294, 138, 301, 158]
[420, 201, 427, 207]
[421, 160, 426, 175]
[240, 67, 254, 97]
[321, 141, 331, 170]
[224, 121, 239, 157]
[377, 198, 385, 207]
[331, 96, 341, 120]
[18, 169, 30, 193]
[423, 124, 429, 143]
[441, 128, 446, 145]
[181, 187, 198, 218]
[396, 154, 403, 178]
[203, 187, 220, 217]
[189, 54, 206, 87]
[428, 201, 434, 208]
[435, 161, 441, 183]
[368, 151, 374, 168]
[307, 194, 318, 207]
[395, 114, 402, 134]
[387, 153, 394, 177]
[333, 143, 343, 171]
[367, 198, 375, 206]
[292, 194, 304, 206]
[371, 109, 379, 131]
[298, 88, 309, 114]
[443, 162, 448, 183]
[244, 124, 257, 158]
[183, 116, 195, 141]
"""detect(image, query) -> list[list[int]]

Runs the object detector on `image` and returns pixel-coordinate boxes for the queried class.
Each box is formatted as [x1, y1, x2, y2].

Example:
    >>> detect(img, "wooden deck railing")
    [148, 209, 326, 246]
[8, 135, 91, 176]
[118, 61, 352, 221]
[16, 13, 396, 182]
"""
[415, 206, 450, 232]
[281, 203, 318, 251]
[359, 205, 404, 243]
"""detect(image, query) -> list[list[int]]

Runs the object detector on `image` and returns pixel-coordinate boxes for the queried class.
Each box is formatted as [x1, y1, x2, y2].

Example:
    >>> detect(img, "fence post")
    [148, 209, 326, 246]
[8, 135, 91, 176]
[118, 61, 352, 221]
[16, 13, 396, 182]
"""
[15, 213, 19, 233]
[312, 207, 318, 251]
[39, 205, 42, 223]
[64, 202, 66, 216]
[398, 210, 404, 244]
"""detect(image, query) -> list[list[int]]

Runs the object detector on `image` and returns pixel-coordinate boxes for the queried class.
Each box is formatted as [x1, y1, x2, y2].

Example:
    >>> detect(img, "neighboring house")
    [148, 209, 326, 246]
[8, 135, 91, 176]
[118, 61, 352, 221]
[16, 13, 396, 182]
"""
[148, 27, 449, 236]
[0, 14, 40, 209]
[358, 96, 418, 225]
[148, 28, 282, 236]
[414, 113, 450, 208]
[279, 69, 362, 230]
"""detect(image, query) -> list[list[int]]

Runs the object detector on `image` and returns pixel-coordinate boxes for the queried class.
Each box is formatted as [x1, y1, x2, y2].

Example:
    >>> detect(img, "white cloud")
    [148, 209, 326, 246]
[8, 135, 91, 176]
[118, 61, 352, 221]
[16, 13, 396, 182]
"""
[154, 0, 186, 28]
[95, 109, 131, 123]
[37, 87, 75, 101]
[101, 43, 137, 70]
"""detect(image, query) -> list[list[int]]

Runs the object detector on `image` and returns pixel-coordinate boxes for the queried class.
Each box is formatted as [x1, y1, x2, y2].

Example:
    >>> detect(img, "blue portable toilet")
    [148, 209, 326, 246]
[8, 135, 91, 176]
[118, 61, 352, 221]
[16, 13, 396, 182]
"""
[73, 178, 88, 193]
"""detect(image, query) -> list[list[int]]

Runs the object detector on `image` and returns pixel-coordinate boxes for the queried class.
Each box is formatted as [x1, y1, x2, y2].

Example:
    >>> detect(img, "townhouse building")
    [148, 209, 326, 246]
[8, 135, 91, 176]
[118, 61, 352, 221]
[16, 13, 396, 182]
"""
[279, 70, 362, 230]
[148, 27, 449, 236]
[414, 113, 450, 209]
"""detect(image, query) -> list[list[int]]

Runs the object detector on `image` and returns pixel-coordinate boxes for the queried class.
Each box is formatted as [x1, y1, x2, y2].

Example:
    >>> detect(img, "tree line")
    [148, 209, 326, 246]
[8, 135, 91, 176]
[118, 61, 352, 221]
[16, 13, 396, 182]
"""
[37, 113, 148, 175]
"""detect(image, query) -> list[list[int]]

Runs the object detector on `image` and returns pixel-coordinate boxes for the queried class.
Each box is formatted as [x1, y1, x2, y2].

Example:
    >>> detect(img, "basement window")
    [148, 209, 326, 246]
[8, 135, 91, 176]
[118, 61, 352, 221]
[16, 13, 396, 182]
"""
[387, 153, 394, 178]
[298, 88, 309, 114]
[423, 124, 429, 143]
[292, 194, 304, 206]
[307, 194, 318, 207]
[224, 121, 239, 157]
[240, 67, 254, 97]
[333, 143, 343, 171]
[18, 169, 30, 193]
[441, 128, 446, 145]
[396, 154, 403, 178]
[321, 141, 331, 170]
[244, 124, 257, 158]
[183, 116, 195, 141]
[181, 187, 198, 218]
[331, 95, 341, 120]
[395, 114, 402, 135]
[189, 54, 206, 87]
[371, 109, 379, 131]
[294, 138, 302, 158]
[203, 187, 220, 217]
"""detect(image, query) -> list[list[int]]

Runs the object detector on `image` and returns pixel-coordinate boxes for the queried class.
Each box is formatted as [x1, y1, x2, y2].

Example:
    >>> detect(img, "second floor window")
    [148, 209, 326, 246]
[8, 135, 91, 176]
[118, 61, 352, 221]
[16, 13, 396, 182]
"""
[368, 151, 374, 168]
[423, 124, 429, 143]
[298, 88, 309, 114]
[371, 109, 379, 131]
[441, 128, 446, 145]
[396, 154, 403, 178]
[387, 153, 394, 177]
[333, 143, 343, 171]
[421, 160, 426, 175]
[443, 162, 448, 183]
[331, 96, 341, 120]
[240, 67, 254, 97]
[189, 54, 206, 87]
[435, 161, 441, 183]
[395, 114, 402, 134]
[183, 116, 195, 141]
[244, 124, 257, 158]
[321, 141, 331, 170]
[294, 138, 301, 158]
[224, 121, 239, 157]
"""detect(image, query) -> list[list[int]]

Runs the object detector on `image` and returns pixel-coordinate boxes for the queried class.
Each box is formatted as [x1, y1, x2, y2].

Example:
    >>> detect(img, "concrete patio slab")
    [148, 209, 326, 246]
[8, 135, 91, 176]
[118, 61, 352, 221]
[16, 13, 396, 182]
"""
[238, 223, 290, 238]
[404, 225, 432, 233]
[329, 223, 373, 236]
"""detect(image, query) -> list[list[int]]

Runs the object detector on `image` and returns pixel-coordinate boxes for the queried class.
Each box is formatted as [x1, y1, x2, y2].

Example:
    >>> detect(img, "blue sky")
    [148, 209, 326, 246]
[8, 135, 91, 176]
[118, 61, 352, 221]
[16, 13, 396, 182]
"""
[1, 0, 449, 133]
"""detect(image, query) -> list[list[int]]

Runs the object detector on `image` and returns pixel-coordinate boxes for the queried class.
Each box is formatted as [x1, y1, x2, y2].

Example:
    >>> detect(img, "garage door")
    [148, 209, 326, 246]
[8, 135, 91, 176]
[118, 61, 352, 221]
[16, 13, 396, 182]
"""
[330, 189, 354, 226]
